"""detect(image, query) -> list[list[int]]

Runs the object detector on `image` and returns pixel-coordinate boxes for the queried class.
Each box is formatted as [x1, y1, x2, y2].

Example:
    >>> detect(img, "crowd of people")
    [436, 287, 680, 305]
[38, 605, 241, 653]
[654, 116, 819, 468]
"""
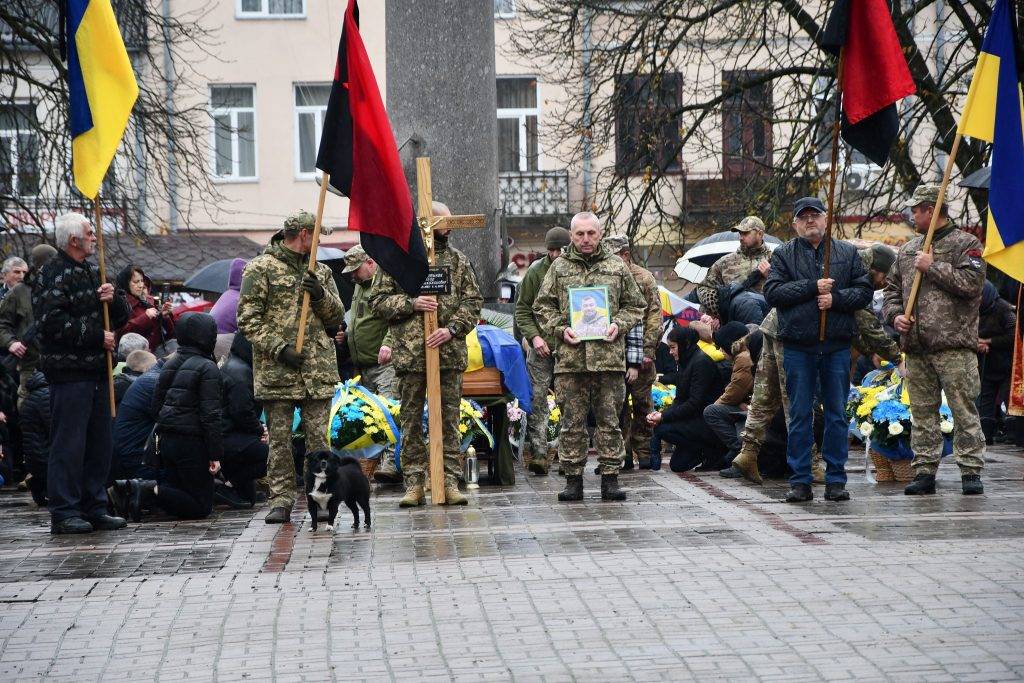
[1, 184, 1019, 533]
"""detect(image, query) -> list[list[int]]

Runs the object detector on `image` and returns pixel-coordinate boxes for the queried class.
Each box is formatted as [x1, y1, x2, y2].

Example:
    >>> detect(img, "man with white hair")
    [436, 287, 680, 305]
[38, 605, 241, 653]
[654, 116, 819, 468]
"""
[0, 256, 27, 299]
[34, 212, 130, 534]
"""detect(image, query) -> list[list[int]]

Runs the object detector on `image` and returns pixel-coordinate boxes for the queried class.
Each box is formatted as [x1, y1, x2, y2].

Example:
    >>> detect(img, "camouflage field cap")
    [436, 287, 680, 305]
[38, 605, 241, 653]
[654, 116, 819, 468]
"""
[731, 216, 766, 233]
[904, 184, 940, 209]
[282, 210, 333, 235]
[602, 235, 630, 253]
[341, 245, 368, 274]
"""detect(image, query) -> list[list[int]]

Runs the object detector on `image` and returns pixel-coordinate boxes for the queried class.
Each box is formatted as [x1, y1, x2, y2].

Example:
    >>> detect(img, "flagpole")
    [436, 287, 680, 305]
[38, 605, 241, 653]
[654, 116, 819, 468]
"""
[92, 198, 116, 418]
[295, 172, 330, 354]
[902, 133, 962, 321]
[819, 49, 845, 342]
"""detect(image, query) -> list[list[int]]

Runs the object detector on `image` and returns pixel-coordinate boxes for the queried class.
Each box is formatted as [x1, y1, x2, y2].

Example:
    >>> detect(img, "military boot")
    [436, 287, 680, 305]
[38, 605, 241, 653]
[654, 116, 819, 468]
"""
[399, 485, 425, 508]
[443, 487, 468, 505]
[725, 449, 763, 484]
[600, 474, 626, 501]
[961, 474, 984, 495]
[904, 472, 936, 495]
[558, 475, 583, 502]
[811, 447, 826, 484]
[527, 459, 549, 476]
[264, 506, 292, 523]
[373, 452, 402, 484]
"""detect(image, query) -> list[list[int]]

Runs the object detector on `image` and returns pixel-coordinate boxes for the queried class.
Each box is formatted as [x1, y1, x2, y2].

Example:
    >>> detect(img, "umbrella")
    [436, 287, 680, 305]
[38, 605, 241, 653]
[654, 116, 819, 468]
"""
[960, 166, 990, 190]
[674, 231, 782, 283]
[183, 250, 350, 294]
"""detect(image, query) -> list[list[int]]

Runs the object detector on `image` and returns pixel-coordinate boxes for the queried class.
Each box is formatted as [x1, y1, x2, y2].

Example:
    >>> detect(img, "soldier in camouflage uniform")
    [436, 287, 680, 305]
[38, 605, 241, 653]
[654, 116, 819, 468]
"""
[514, 226, 571, 476]
[603, 235, 663, 470]
[883, 184, 987, 496]
[236, 211, 346, 523]
[367, 202, 483, 507]
[697, 216, 773, 325]
[722, 246, 902, 484]
[534, 212, 645, 502]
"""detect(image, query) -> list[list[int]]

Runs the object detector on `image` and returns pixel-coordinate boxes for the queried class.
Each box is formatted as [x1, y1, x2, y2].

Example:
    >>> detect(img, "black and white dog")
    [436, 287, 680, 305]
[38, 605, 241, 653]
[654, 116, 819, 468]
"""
[304, 450, 371, 532]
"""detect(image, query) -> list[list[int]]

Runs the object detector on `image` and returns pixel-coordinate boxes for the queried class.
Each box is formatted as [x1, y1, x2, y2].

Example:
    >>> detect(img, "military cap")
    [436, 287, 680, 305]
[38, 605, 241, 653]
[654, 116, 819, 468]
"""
[282, 210, 333, 235]
[341, 245, 368, 274]
[545, 226, 571, 250]
[602, 234, 630, 253]
[904, 184, 940, 209]
[868, 243, 897, 273]
[730, 216, 765, 233]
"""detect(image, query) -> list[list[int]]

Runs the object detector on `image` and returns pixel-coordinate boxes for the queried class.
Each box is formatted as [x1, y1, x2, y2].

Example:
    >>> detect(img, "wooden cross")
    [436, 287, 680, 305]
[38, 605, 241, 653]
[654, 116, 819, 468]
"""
[414, 157, 486, 504]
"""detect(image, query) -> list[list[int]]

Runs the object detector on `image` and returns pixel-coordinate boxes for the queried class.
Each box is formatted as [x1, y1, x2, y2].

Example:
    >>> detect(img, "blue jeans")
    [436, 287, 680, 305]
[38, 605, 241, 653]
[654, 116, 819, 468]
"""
[48, 380, 114, 523]
[782, 346, 851, 486]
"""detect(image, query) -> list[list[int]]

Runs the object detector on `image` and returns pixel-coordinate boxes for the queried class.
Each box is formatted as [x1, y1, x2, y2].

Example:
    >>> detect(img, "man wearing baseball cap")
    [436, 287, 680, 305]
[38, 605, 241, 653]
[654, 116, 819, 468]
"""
[882, 184, 987, 495]
[696, 215, 773, 327]
[237, 210, 346, 523]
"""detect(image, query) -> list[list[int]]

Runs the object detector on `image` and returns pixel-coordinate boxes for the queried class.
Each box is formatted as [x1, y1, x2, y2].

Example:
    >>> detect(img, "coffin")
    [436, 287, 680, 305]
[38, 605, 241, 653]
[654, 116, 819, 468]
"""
[461, 366, 504, 396]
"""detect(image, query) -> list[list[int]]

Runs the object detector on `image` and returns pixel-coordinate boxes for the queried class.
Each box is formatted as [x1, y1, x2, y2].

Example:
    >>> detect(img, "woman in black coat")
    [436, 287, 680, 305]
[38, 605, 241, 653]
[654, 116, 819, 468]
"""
[109, 313, 223, 521]
[977, 281, 1017, 443]
[646, 326, 726, 472]
[217, 332, 268, 507]
[19, 371, 50, 506]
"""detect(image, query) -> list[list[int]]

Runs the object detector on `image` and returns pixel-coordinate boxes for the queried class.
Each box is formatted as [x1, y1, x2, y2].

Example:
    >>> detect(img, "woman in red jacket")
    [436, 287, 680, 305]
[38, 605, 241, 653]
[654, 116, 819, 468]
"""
[116, 265, 174, 351]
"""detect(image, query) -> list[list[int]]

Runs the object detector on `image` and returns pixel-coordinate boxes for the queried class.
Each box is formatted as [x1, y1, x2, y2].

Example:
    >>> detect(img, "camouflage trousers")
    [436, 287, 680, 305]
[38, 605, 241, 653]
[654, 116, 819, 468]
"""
[357, 363, 399, 472]
[525, 348, 555, 465]
[264, 398, 331, 509]
[554, 371, 626, 476]
[906, 349, 985, 475]
[397, 370, 463, 488]
[619, 364, 656, 460]
[737, 334, 790, 461]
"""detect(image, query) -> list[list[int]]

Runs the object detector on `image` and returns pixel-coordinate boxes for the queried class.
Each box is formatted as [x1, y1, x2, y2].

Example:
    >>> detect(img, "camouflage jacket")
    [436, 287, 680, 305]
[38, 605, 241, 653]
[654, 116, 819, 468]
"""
[882, 223, 985, 354]
[236, 238, 345, 400]
[697, 243, 772, 317]
[534, 243, 645, 374]
[514, 255, 555, 344]
[627, 262, 662, 360]
[367, 245, 483, 375]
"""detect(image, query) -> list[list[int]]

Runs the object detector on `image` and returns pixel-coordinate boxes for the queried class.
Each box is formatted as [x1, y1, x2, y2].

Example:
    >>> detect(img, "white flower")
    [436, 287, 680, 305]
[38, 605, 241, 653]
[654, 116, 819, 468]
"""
[888, 422, 904, 436]
[940, 420, 954, 434]
[859, 421, 873, 437]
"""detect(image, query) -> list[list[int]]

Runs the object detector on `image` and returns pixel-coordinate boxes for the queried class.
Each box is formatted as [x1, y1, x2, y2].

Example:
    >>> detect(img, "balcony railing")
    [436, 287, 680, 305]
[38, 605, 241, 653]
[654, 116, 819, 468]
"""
[499, 170, 569, 217]
[1, 0, 148, 50]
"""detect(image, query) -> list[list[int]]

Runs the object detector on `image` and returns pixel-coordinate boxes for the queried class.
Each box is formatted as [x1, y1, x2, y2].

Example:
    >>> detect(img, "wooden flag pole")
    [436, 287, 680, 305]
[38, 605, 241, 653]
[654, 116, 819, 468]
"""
[295, 172, 331, 354]
[819, 49, 845, 342]
[903, 133, 962, 321]
[93, 199, 116, 418]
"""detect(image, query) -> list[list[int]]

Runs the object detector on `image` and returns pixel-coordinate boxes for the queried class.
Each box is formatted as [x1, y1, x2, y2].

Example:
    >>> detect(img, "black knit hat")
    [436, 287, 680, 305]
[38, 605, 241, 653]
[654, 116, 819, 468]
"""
[713, 321, 749, 355]
[869, 243, 897, 274]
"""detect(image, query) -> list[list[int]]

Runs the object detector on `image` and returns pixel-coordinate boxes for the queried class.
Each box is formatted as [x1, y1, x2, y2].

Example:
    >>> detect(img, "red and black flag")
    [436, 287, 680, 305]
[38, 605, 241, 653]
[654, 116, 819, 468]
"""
[820, 0, 917, 166]
[316, 0, 428, 294]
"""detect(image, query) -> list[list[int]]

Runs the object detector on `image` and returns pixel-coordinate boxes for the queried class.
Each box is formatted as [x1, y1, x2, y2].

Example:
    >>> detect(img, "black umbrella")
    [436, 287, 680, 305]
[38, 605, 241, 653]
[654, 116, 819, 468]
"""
[183, 249, 352, 294]
[960, 166, 991, 190]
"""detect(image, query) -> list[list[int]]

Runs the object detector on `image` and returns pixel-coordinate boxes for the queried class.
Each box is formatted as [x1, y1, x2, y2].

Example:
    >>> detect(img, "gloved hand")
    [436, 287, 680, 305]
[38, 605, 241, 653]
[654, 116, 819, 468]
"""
[278, 345, 305, 369]
[301, 272, 324, 300]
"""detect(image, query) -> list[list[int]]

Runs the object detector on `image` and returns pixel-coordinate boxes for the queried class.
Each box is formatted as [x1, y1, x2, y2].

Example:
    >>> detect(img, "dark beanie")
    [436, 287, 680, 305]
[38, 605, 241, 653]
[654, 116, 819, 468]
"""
[545, 227, 570, 250]
[31, 244, 57, 270]
[713, 321, 749, 355]
[869, 243, 897, 274]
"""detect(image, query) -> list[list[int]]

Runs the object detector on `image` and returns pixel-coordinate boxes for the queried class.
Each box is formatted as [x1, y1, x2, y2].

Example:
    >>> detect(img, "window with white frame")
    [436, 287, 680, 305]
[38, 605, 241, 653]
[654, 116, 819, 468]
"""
[494, 0, 515, 18]
[210, 85, 257, 180]
[294, 84, 331, 177]
[0, 104, 40, 197]
[236, 0, 304, 18]
[497, 77, 538, 173]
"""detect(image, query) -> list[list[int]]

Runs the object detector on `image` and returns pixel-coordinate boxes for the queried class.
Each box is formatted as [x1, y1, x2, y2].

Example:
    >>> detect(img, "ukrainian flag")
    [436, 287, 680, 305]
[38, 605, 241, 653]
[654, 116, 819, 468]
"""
[956, 0, 1024, 282]
[67, 0, 138, 200]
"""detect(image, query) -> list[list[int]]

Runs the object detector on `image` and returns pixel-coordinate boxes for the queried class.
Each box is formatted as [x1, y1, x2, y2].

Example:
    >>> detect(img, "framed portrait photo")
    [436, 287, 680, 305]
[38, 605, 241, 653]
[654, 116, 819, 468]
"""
[568, 285, 611, 340]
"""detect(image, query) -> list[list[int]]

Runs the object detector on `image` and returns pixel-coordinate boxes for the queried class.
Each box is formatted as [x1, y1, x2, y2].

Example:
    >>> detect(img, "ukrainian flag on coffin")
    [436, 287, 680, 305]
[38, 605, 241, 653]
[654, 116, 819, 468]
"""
[67, 0, 138, 200]
[956, 0, 1024, 283]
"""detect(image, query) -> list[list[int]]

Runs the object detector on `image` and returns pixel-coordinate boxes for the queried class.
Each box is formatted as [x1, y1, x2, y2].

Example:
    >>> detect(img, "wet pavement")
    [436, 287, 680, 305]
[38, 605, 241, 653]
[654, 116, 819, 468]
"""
[2, 445, 1024, 681]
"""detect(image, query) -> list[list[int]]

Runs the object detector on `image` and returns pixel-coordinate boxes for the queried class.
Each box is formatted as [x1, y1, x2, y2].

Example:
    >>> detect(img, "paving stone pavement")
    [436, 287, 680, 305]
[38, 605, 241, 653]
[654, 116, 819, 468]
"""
[2, 445, 1024, 682]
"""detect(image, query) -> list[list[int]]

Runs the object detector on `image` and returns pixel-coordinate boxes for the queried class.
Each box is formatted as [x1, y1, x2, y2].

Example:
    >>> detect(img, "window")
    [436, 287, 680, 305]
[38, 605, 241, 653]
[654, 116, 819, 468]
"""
[614, 73, 683, 175]
[294, 84, 331, 178]
[494, 0, 515, 18]
[0, 104, 40, 197]
[814, 91, 871, 167]
[497, 78, 539, 173]
[721, 70, 773, 179]
[236, 0, 304, 18]
[210, 85, 257, 180]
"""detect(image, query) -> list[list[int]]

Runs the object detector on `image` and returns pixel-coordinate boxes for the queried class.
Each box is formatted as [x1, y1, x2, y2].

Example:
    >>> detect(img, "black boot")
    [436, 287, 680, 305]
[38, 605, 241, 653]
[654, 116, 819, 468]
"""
[600, 474, 626, 501]
[107, 480, 130, 518]
[621, 454, 634, 471]
[558, 475, 583, 502]
[904, 472, 936, 495]
[961, 474, 984, 495]
[128, 479, 157, 523]
[51, 517, 93, 535]
[785, 483, 813, 503]
[824, 483, 850, 501]
[214, 482, 253, 509]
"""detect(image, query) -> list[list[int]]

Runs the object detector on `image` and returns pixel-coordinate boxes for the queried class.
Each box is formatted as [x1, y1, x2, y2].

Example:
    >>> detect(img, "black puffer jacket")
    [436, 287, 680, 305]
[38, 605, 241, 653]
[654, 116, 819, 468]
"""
[978, 282, 1016, 381]
[661, 346, 724, 423]
[220, 332, 263, 438]
[19, 371, 50, 478]
[153, 313, 223, 459]
[764, 237, 871, 350]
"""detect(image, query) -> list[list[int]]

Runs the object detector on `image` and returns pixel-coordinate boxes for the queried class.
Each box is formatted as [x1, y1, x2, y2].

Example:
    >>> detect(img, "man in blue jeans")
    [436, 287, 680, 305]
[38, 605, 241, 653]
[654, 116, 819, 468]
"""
[764, 197, 872, 503]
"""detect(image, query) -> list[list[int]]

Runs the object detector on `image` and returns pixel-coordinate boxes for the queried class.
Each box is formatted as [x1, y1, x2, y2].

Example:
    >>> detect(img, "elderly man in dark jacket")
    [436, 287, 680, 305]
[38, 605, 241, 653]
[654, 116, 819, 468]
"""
[35, 213, 130, 534]
[764, 197, 872, 503]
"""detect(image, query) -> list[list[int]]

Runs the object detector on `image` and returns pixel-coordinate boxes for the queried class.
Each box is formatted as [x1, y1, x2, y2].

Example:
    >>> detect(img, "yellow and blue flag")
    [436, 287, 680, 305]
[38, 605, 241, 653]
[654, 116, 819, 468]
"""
[956, 0, 1024, 282]
[66, 0, 138, 200]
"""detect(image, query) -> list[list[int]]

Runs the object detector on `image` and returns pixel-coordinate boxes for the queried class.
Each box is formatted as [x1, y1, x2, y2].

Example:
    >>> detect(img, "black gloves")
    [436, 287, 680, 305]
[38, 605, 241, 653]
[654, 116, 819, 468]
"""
[278, 345, 305, 369]
[301, 272, 324, 300]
